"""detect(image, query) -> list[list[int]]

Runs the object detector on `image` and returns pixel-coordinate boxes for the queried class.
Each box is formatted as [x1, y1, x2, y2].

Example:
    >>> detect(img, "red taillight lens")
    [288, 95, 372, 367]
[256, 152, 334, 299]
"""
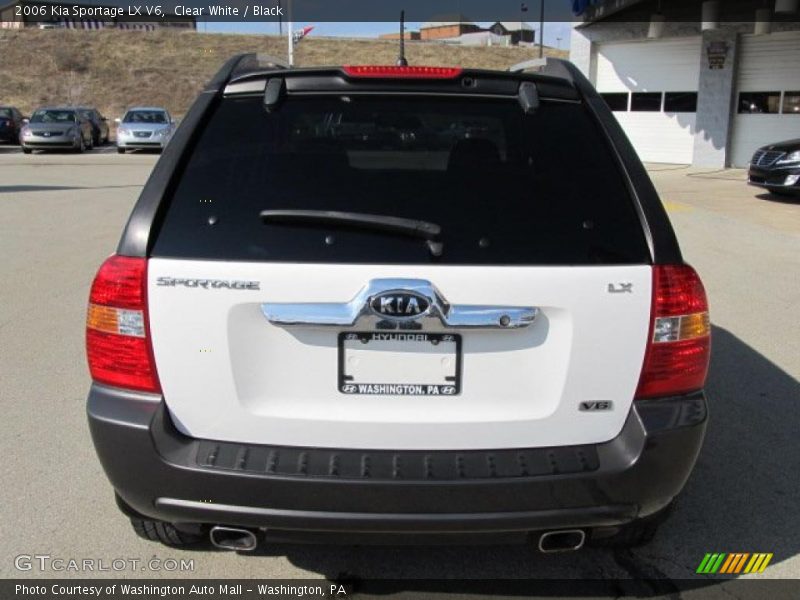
[635, 265, 711, 399]
[86, 255, 160, 393]
[342, 65, 463, 79]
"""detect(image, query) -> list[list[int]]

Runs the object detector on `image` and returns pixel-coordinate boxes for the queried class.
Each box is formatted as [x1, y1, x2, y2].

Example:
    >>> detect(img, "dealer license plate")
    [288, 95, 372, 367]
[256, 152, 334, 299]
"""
[338, 332, 461, 396]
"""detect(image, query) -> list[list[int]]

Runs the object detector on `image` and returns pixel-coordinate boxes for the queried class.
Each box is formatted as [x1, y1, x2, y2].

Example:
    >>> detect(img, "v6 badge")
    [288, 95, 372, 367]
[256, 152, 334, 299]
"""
[580, 401, 613, 412]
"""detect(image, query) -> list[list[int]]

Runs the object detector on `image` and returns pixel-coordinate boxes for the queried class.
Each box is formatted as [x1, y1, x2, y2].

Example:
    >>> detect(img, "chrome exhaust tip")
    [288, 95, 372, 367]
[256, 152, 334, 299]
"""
[209, 526, 258, 552]
[537, 529, 586, 553]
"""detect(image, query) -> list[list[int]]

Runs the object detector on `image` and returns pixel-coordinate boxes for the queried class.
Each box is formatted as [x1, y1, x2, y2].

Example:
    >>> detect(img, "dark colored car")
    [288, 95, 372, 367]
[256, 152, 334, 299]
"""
[748, 139, 800, 196]
[0, 106, 26, 144]
[77, 107, 110, 146]
[86, 55, 710, 553]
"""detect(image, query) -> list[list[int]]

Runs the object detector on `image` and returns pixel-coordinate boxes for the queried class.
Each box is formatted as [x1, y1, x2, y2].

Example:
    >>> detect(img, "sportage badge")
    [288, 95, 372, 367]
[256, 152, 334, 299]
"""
[369, 290, 431, 321]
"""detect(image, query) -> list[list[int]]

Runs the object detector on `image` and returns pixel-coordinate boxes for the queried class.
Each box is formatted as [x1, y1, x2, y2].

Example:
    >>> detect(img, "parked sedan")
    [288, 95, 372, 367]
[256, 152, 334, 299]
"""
[77, 107, 110, 146]
[20, 107, 94, 153]
[116, 107, 175, 153]
[748, 139, 800, 196]
[0, 106, 26, 144]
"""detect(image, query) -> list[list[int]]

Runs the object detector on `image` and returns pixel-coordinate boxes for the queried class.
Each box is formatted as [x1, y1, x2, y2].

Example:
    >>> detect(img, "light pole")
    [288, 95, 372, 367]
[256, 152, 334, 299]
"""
[287, 0, 293, 66]
[538, 0, 545, 58]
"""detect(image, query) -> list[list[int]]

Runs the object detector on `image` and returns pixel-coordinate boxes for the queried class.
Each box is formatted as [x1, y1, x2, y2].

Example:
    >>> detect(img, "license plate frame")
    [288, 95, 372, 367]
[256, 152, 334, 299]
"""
[338, 331, 462, 396]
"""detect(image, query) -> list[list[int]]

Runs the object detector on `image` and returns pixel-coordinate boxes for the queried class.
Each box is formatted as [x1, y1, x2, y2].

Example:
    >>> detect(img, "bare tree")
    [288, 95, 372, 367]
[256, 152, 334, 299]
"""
[53, 46, 91, 105]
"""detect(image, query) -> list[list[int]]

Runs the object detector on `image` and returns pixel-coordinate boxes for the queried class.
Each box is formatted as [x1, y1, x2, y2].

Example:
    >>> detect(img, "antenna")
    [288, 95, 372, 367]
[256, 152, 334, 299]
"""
[397, 10, 409, 66]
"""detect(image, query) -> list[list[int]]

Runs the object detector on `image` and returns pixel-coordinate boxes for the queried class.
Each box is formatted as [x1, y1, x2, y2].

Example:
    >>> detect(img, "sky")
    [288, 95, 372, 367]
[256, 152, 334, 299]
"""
[204, 21, 574, 50]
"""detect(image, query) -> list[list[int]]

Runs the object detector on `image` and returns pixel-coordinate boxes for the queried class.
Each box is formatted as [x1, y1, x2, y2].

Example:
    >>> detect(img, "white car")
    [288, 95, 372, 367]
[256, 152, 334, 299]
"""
[86, 56, 710, 553]
[115, 107, 175, 153]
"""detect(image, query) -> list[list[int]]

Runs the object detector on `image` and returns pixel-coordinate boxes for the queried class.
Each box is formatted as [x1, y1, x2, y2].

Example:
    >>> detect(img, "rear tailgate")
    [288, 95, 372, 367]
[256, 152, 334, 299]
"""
[149, 261, 650, 449]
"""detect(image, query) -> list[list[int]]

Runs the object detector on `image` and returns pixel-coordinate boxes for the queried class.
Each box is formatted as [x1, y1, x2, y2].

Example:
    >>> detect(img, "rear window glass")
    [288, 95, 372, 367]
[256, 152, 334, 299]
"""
[152, 94, 649, 265]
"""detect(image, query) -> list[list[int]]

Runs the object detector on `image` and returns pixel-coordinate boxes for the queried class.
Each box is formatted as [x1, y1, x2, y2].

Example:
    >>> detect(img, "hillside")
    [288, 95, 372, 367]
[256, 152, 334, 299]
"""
[0, 29, 567, 119]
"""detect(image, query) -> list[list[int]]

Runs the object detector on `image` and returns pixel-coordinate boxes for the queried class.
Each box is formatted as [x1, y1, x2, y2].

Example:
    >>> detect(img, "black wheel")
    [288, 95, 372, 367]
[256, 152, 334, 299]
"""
[117, 147, 125, 154]
[131, 518, 204, 546]
[591, 502, 675, 548]
[22, 147, 32, 154]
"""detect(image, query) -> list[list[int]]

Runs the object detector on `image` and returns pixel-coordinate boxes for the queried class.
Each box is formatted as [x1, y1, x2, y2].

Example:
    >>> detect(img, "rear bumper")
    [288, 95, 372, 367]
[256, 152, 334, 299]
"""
[87, 385, 707, 539]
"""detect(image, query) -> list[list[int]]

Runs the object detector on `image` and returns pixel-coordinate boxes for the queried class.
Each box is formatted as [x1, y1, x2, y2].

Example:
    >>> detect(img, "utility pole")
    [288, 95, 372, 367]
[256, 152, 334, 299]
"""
[539, 0, 545, 58]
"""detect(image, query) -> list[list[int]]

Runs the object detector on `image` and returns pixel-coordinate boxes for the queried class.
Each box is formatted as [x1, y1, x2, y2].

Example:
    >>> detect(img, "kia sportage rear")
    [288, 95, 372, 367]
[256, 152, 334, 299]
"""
[86, 55, 710, 551]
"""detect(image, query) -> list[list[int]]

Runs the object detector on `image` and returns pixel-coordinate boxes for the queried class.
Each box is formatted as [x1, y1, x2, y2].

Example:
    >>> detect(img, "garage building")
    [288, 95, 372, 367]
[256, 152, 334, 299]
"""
[570, 0, 800, 167]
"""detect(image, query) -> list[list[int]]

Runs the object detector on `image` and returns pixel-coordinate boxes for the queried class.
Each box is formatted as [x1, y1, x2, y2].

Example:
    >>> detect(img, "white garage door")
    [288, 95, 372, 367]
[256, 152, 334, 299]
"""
[595, 37, 702, 164]
[730, 32, 800, 168]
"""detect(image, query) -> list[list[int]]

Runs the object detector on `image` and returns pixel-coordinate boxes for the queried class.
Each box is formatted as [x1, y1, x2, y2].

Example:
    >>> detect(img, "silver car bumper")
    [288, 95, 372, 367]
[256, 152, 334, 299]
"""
[116, 133, 168, 149]
[21, 134, 80, 148]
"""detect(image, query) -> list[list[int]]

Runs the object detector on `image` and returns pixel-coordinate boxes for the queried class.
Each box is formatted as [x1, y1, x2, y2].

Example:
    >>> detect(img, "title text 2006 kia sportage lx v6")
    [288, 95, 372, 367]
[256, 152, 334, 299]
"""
[86, 55, 710, 553]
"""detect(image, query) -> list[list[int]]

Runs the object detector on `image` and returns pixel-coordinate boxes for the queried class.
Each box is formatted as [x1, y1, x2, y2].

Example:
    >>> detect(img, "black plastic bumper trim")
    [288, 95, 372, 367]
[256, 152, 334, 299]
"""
[154, 498, 636, 533]
[87, 384, 707, 532]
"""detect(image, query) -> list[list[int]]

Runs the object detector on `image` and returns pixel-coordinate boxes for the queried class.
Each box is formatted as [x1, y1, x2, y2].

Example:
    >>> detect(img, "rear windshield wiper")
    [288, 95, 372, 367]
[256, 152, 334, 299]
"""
[260, 209, 442, 241]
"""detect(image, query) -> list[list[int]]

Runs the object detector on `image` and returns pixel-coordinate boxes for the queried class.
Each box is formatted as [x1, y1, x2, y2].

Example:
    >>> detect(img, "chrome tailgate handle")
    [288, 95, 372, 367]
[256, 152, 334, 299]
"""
[262, 279, 538, 330]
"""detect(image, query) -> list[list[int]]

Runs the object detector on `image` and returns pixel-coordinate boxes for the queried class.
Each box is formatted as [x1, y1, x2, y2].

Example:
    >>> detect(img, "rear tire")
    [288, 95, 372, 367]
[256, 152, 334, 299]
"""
[130, 518, 204, 547]
[591, 502, 675, 548]
[22, 147, 32, 154]
[117, 147, 125, 154]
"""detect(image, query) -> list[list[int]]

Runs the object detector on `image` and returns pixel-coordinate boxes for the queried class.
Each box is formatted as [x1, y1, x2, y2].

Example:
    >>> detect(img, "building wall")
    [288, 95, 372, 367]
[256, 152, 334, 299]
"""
[420, 24, 480, 40]
[692, 28, 739, 167]
[379, 31, 420, 40]
[570, 20, 800, 167]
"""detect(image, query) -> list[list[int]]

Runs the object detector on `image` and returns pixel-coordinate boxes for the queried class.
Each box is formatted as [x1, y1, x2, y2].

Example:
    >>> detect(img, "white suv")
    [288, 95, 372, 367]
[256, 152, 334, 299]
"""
[86, 56, 710, 552]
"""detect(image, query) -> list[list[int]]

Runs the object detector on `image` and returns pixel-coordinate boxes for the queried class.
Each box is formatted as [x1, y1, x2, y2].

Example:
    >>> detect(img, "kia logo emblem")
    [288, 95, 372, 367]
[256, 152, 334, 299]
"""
[369, 291, 430, 320]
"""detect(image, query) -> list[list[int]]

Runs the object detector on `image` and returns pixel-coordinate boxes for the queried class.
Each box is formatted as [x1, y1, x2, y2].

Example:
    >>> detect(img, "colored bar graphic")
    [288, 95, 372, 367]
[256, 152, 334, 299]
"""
[719, 554, 736, 573]
[710, 553, 726, 573]
[733, 553, 750, 573]
[699, 553, 773, 574]
[696, 553, 714, 574]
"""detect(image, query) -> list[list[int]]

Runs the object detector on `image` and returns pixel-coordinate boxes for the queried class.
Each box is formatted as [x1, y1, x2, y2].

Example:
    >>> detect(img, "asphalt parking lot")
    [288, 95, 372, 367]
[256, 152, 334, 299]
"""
[1, 148, 798, 588]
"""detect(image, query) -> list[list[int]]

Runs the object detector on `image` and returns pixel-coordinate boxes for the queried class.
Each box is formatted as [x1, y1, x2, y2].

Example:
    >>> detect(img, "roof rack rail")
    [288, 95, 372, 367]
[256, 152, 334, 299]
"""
[508, 57, 576, 83]
[205, 53, 290, 93]
[508, 58, 548, 73]
[233, 53, 291, 75]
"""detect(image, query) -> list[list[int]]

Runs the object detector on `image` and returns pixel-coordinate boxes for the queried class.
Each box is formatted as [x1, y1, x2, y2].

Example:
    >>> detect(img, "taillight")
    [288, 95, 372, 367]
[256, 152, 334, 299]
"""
[635, 265, 711, 399]
[342, 65, 463, 79]
[86, 255, 160, 393]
